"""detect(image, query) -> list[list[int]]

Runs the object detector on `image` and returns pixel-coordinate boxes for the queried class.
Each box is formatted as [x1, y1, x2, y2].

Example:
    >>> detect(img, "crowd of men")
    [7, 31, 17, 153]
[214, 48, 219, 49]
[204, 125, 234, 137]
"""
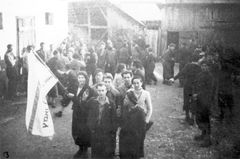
[162, 40, 240, 147]
[1, 36, 157, 102]
[1, 36, 156, 159]
[1, 35, 240, 158]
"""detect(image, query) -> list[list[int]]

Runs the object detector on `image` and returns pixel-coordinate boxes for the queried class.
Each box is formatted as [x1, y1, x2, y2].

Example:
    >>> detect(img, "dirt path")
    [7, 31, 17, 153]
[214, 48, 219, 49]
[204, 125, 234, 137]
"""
[0, 64, 215, 159]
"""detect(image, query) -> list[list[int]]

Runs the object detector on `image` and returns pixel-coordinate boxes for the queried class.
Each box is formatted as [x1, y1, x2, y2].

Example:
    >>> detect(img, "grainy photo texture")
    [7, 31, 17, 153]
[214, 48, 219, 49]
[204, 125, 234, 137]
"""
[0, 0, 240, 159]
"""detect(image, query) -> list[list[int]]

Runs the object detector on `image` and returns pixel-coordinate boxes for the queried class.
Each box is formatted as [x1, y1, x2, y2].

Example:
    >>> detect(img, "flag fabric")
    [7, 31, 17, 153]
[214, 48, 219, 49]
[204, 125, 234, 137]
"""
[26, 53, 58, 138]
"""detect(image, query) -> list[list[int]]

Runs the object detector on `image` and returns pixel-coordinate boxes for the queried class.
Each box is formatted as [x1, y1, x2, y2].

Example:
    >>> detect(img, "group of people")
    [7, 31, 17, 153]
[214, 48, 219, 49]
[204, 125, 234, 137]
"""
[1, 36, 156, 159]
[2, 34, 239, 157]
[162, 40, 239, 147]
[63, 70, 153, 159]
[1, 43, 49, 101]
[48, 38, 154, 158]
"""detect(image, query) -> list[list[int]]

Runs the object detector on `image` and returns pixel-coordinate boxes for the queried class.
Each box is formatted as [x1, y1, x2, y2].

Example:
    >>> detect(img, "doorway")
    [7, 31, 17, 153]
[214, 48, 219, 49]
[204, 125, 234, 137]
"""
[16, 17, 36, 56]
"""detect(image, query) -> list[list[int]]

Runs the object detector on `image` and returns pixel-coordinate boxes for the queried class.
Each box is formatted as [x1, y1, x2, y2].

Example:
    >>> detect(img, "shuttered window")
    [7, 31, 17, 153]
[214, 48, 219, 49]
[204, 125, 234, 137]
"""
[45, 12, 53, 25]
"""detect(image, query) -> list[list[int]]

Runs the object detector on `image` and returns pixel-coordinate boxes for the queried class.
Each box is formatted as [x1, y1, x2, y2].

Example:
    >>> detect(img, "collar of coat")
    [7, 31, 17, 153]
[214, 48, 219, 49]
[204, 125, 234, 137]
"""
[97, 96, 110, 105]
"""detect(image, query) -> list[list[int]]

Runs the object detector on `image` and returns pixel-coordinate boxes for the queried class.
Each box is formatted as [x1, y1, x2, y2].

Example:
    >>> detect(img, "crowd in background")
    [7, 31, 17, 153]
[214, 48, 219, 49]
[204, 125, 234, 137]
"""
[161, 39, 240, 147]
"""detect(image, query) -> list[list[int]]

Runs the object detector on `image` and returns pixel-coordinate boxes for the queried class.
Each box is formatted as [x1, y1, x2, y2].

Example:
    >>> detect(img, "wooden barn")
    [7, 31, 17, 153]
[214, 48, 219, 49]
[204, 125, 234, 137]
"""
[68, 0, 145, 47]
[157, 0, 240, 54]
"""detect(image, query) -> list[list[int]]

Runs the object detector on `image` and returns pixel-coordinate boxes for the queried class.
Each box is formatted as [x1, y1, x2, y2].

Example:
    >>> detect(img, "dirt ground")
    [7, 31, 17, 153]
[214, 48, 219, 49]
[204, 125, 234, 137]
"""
[0, 63, 239, 159]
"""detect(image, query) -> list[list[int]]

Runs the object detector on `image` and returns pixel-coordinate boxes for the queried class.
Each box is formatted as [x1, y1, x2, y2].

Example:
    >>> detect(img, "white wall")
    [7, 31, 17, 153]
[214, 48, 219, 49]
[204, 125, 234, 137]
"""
[0, 0, 68, 58]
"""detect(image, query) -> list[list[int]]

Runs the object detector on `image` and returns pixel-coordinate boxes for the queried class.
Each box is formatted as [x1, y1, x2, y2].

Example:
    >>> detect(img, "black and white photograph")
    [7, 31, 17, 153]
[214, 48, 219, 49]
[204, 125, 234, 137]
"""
[1, 0, 240, 158]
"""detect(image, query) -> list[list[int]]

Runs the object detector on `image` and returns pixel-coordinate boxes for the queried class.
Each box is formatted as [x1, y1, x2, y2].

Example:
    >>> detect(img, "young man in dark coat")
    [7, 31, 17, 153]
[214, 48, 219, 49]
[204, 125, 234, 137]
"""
[97, 42, 106, 70]
[105, 40, 117, 77]
[170, 55, 202, 125]
[117, 41, 131, 67]
[145, 48, 157, 85]
[36, 42, 46, 62]
[193, 61, 214, 147]
[103, 73, 121, 112]
[178, 43, 192, 86]
[117, 71, 133, 105]
[162, 43, 176, 85]
[4, 44, 18, 100]
[87, 82, 117, 159]
[217, 48, 235, 121]
[0, 63, 7, 103]
[86, 47, 98, 83]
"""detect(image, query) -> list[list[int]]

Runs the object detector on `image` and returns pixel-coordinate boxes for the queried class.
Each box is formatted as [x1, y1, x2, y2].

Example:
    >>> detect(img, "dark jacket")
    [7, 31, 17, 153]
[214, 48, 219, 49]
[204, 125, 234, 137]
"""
[70, 85, 96, 147]
[146, 54, 156, 73]
[120, 100, 146, 159]
[194, 71, 214, 111]
[87, 97, 117, 158]
[174, 63, 201, 89]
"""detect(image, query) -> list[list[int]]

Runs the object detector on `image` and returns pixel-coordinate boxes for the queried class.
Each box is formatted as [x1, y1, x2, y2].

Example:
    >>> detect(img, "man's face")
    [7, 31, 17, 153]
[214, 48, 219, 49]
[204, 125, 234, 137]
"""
[95, 72, 103, 83]
[123, 73, 132, 86]
[97, 85, 107, 98]
[104, 78, 112, 90]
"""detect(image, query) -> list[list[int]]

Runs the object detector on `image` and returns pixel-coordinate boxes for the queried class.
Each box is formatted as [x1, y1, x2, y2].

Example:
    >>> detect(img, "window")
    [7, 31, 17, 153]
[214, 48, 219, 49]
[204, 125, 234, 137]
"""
[0, 12, 3, 29]
[45, 12, 53, 25]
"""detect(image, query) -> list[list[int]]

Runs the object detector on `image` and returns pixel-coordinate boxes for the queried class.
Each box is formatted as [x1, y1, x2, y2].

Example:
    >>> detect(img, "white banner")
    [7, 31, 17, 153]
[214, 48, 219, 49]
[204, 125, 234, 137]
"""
[26, 52, 58, 138]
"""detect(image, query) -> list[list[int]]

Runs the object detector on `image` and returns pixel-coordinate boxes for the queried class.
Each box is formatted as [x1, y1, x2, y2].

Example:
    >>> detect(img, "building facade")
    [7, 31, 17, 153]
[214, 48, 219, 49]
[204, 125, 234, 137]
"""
[68, 0, 145, 48]
[157, 0, 240, 54]
[0, 0, 68, 58]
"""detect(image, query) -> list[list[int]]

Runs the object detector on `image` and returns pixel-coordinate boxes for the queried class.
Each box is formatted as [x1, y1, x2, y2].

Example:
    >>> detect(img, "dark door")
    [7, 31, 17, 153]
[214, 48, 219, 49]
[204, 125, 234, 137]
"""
[167, 31, 179, 49]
